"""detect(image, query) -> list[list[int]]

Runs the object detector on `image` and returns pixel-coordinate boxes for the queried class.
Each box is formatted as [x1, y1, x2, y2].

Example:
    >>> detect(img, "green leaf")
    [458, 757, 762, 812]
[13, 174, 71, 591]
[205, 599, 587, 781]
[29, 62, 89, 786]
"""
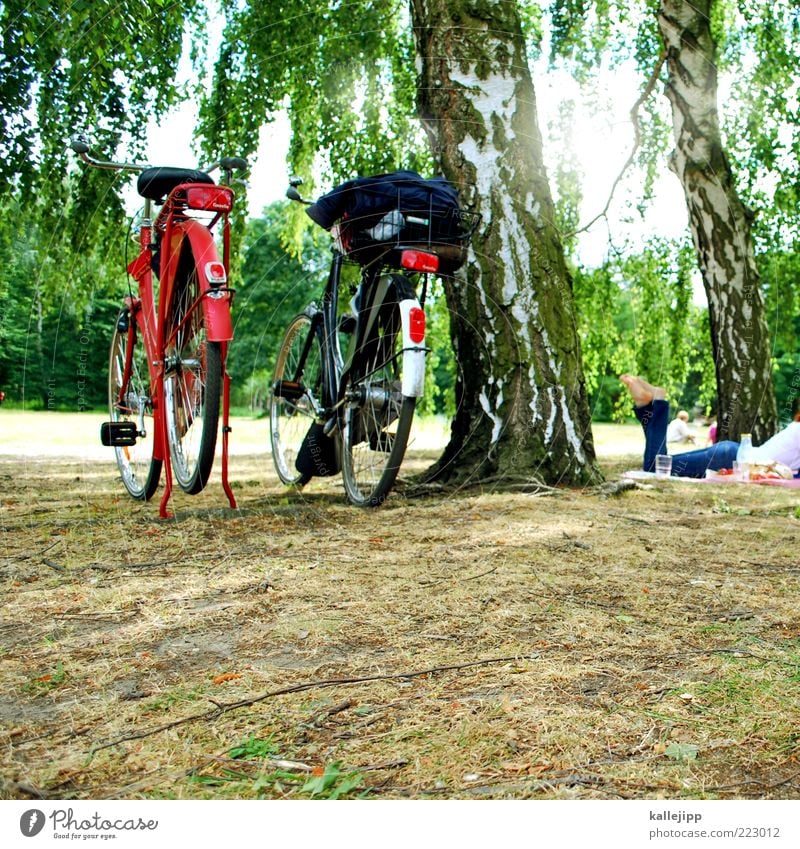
[300, 762, 364, 799]
[664, 742, 699, 763]
[228, 735, 277, 760]
[328, 773, 363, 799]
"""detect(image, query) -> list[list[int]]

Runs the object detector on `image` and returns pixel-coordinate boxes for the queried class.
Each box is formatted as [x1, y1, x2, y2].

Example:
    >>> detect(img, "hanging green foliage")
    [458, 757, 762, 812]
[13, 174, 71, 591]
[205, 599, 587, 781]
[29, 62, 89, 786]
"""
[0, 0, 204, 191]
[199, 1, 429, 188]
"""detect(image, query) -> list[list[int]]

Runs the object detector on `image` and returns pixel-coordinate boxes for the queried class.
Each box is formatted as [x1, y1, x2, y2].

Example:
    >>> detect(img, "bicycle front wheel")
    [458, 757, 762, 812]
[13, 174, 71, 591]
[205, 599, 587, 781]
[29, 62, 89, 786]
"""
[108, 312, 161, 500]
[340, 302, 415, 507]
[270, 313, 324, 486]
[163, 264, 222, 494]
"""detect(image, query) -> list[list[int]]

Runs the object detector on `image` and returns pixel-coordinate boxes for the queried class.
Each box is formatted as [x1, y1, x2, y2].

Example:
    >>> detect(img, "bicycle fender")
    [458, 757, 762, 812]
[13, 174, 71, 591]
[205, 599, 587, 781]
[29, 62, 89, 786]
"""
[173, 220, 233, 342]
[399, 298, 426, 397]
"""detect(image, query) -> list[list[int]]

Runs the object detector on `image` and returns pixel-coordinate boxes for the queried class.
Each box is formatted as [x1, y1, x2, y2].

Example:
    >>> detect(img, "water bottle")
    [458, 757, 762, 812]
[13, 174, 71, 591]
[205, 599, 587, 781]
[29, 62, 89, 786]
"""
[736, 433, 753, 480]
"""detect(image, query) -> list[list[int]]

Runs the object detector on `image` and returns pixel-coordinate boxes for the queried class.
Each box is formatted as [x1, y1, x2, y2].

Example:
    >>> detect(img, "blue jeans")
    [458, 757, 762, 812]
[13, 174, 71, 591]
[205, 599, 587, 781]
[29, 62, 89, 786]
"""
[635, 400, 739, 477]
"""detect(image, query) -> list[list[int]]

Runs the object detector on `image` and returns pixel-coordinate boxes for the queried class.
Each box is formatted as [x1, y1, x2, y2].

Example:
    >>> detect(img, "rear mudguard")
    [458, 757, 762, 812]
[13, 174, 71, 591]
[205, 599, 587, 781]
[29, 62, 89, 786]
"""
[164, 219, 233, 342]
[398, 298, 426, 398]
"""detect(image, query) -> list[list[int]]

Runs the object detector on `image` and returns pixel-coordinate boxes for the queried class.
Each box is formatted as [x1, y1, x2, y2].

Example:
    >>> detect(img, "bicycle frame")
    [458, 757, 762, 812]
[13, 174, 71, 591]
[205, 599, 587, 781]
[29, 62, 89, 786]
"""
[118, 185, 238, 517]
[275, 175, 474, 504]
[305, 249, 428, 425]
[340, 266, 427, 399]
[317, 250, 346, 409]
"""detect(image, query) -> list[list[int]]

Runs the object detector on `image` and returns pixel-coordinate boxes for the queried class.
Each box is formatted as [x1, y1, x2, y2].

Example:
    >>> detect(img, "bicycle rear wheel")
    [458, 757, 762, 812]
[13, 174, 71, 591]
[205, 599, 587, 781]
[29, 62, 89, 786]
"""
[163, 263, 222, 494]
[270, 313, 324, 486]
[340, 302, 415, 506]
[108, 312, 161, 500]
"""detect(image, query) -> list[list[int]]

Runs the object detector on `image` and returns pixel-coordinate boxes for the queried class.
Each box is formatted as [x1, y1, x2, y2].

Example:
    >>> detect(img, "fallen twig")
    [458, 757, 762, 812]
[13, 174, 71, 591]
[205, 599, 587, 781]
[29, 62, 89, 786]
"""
[6, 540, 61, 564]
[592, 480, 638, 498]
[462, 565, 499, 582]
[306, 698, 356, 724]
[358, 758, 409, 772]
[606, 511, 653, 525]
[91, 654, 536, 754]
[14, 782, 45, 799]
[88, 560, 171, 572]
[422, 565, 499, 586]
[706, 770, 800, 793]
[53, 611, 127, 620]
[210, 755, 314, 773]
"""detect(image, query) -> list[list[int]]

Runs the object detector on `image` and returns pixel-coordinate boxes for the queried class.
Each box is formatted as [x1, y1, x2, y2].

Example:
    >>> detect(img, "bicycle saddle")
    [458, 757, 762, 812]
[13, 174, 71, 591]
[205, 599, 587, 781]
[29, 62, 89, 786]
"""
[137, 167, 214, 201]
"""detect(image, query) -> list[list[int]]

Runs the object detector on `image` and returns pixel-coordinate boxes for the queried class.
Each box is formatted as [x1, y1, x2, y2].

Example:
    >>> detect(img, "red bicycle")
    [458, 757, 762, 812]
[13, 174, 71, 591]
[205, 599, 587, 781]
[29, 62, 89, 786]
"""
[71, 136, 247, 517]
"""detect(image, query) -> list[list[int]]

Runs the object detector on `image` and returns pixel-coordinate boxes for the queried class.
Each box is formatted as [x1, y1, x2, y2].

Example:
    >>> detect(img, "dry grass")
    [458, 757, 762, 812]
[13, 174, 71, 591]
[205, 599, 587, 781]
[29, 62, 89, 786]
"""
[1, 412, 799, 800]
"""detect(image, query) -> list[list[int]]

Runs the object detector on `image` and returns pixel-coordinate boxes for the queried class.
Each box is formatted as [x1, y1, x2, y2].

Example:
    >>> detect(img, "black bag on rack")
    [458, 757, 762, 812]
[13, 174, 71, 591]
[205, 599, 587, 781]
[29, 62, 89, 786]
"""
[306, 170, 461, 232]
[306, 171, 475, 272]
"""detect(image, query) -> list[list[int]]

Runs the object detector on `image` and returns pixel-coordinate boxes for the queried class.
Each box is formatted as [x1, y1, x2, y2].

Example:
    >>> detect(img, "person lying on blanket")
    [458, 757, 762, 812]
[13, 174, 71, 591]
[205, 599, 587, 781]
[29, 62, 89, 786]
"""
[620, 375, 800, 478]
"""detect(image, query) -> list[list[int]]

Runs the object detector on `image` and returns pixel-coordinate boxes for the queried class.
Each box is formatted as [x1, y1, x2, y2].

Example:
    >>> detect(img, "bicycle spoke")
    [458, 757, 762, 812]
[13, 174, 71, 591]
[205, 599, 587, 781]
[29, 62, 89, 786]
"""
[108, 312, 161, 500]
[270, 314, 324, 486]
[341, 303, 415, 506]
[164, 263, 221, 494]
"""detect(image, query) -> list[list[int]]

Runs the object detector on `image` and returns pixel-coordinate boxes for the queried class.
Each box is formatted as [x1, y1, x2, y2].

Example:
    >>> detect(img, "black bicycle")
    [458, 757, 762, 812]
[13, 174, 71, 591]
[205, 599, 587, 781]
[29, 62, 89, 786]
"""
[270, 172, 477, 506]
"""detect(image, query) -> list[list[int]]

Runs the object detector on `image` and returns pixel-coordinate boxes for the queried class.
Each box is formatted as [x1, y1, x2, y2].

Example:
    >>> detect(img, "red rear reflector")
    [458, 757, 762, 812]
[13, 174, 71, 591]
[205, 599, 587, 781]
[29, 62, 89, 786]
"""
[408, 307, 426, 343]
[205, 261, 227, 284]
[186, 185, 234, 212]
[401, 249, 439, 273]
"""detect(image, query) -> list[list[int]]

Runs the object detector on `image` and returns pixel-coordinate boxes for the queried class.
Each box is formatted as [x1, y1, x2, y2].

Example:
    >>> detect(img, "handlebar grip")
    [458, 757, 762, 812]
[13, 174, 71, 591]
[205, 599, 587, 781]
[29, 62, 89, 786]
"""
[70, 136, 91, 155]
[220, 157, 248, 171]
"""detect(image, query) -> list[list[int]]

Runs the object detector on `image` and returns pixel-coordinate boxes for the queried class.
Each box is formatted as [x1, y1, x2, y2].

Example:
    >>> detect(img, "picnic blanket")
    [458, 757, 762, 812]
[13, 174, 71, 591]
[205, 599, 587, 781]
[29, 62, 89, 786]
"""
[623, 470, 800, 488]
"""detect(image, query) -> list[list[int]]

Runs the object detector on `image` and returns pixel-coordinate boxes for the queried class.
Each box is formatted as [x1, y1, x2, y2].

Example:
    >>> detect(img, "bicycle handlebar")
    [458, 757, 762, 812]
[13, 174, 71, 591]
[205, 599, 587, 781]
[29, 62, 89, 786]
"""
[286, 183, 313, 205]
[70, 135, 149, 173]
[70, 136, 249, 178]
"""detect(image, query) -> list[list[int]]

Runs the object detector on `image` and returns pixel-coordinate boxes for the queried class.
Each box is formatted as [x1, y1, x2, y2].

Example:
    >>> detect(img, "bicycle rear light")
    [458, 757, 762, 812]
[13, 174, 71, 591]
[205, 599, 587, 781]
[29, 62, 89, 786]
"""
[408, 306, 426, 343]
[205, 261, 227, 286]
[186, 185, 234, 212]
[401, 249, 439, 273]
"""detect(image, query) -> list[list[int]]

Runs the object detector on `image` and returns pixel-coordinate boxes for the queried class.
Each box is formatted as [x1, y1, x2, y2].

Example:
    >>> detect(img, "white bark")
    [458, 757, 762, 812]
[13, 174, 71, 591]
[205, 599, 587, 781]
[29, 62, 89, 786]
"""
[411, 0, 597, 481]
[658, 0, 777, 440]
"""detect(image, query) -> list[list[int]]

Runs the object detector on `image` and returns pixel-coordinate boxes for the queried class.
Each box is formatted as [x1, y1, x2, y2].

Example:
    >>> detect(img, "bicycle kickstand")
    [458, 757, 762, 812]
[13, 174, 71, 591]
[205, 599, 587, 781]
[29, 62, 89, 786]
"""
[221, 366, 237, 510]
[157, 383, 175, 520]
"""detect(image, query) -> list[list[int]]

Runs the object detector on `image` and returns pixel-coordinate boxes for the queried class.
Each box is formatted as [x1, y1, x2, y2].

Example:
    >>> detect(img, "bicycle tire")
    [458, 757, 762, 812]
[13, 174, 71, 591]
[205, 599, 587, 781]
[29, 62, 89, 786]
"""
[270, 313, 324, 486]
[108, 311, 162, 500]
[340, 301, 415, 507]
[163, 261, 221, 494]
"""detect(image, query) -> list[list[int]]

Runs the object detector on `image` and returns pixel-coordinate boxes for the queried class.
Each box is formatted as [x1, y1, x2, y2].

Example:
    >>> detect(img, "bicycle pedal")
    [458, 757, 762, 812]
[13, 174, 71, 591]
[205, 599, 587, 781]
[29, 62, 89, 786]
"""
[100, 421, 138, 447]
[369, 431, 394, 452]
[273, 379, 305, 401]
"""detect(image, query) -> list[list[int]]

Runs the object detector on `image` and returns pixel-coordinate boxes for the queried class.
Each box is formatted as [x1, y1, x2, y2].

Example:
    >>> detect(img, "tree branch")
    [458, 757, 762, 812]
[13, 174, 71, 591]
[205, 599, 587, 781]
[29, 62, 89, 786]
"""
[566, 51, 667, 239]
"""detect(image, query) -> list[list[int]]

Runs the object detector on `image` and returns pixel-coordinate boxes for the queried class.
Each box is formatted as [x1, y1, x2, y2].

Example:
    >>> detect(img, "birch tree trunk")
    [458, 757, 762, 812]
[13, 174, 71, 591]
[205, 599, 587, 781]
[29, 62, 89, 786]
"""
[657, 0, 778, 443]
[410, 0, 598, 485]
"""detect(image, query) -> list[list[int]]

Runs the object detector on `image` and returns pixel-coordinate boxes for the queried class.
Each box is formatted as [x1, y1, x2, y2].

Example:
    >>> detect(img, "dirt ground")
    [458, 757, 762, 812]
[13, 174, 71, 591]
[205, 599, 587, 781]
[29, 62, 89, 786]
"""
[1, 411, 799, 800]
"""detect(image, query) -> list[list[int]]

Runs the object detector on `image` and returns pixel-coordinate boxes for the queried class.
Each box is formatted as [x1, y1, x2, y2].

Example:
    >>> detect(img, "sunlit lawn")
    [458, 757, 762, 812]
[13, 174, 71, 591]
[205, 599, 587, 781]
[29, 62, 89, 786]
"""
[0, 409, 644, 462]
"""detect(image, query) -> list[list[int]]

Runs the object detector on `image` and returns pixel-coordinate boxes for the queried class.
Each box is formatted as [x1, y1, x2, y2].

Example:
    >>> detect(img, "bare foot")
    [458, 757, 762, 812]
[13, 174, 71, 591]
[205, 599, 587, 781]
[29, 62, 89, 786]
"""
[619, 374, 666, 407]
